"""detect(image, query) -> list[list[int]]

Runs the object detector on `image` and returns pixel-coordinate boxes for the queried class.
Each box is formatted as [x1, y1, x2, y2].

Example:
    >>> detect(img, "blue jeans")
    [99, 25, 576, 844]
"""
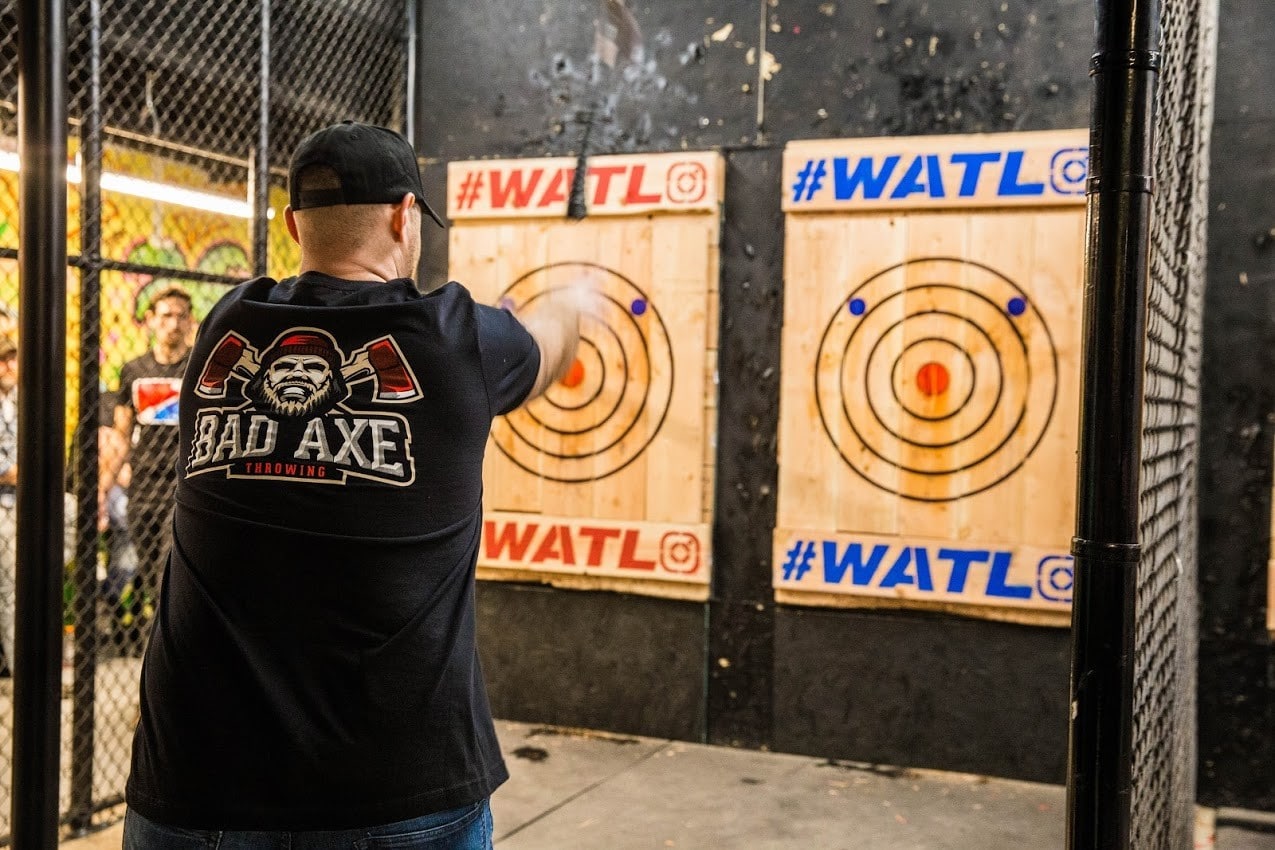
[123, 801, 493, 849]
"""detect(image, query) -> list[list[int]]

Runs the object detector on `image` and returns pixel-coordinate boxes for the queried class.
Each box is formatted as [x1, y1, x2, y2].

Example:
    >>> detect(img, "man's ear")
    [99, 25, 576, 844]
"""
[391, 194, 417, 241]
[284, 206, 300, 245]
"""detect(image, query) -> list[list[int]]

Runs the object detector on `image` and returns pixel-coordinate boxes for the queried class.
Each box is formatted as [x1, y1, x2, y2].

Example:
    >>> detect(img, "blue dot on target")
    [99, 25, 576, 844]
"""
[1007, 297, 1027, 317]
[630, 298, 648, 316]
[848, 298, 866, 316]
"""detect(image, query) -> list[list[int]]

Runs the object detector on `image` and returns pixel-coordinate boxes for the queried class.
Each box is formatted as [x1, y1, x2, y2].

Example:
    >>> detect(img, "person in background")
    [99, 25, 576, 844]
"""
[101, 286, 192, 651]
[0, 330, 18, 676]
[94, 397, 138, 642]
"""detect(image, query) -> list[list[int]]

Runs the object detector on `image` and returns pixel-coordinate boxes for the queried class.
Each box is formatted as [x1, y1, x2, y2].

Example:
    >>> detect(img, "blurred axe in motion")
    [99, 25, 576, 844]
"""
[568, 0, 643, 220]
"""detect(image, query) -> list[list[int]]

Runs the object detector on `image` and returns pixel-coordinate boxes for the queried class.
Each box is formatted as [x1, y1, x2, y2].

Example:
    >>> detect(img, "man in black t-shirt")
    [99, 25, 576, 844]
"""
[105, 287, 192, 651]
[123, 123, 583, 849]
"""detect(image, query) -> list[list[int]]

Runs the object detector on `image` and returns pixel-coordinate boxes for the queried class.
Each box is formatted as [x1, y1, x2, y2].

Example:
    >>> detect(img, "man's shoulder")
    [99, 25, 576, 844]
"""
[118, 351, 157, 375]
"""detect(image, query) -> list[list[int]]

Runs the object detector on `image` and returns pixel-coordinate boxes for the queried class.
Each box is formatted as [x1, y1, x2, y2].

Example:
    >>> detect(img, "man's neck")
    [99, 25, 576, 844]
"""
[300, 256, 403, 282]
[152, 343, 188, 366]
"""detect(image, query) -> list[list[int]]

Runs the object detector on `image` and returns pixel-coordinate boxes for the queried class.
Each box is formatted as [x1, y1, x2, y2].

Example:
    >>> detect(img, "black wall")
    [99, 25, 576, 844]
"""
[420, 0, 1272, 805]
[1197, 0, 1275, 812]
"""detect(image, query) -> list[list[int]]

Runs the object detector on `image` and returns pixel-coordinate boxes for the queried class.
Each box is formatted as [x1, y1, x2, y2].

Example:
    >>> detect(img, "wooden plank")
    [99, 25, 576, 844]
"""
[783, 129, 1090, 213]
[702, 213, 722, 527]
[538, 219, 608, 518]
[893, 214, 968, 537]
[589, 218, 654, 521]
[773, 589, 1069, 628]
[776, 216, 841, 535]
[478, 568, 710, 602]
[645, 215, 709, 524]
[824, 214, 909, 536]
[1019, 209, 1084, 548]
[958, 213, 1036, 545]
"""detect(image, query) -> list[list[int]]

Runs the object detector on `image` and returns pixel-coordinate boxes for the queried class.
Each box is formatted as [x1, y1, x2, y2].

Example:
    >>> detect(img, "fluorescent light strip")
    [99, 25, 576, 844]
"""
[0, 149, 256, 219]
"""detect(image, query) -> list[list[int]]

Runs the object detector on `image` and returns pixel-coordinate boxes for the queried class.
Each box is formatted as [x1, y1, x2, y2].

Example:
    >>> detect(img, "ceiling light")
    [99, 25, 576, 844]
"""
[0, 150, 255, 219]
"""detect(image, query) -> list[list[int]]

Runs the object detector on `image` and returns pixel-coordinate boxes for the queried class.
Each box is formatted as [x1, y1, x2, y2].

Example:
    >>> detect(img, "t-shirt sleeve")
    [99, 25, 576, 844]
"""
[114, 361, 136, 414]
[475, 303, 541, 417]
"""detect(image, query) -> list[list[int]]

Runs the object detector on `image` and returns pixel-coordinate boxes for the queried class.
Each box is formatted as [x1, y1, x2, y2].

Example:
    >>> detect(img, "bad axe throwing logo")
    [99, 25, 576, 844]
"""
[188, 328, 421, 486]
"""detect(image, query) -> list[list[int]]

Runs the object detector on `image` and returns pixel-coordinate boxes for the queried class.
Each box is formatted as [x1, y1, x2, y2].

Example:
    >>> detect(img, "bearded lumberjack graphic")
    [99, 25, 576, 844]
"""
[195, 328, 421, 414]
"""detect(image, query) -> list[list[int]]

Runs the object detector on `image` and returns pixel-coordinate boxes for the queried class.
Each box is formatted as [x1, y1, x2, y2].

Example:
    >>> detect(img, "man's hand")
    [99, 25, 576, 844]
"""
[517, 278, 600, 402]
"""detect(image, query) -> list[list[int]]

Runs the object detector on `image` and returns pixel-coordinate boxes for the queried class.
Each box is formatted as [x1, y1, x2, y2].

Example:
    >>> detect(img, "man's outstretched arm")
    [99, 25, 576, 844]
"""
[516, 286, 590, 403]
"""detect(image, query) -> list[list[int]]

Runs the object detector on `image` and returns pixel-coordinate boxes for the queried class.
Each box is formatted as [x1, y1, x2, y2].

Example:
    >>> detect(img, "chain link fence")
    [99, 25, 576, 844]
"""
[1130, 0, 1218, 846]
[0, 0, 408, 838]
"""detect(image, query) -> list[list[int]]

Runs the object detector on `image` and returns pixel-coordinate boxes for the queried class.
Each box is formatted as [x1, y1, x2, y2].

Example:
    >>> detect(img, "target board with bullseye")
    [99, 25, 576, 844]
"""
[447, 151, 722, 601]
[491, 263, 674, 484]
[816, 257, 1059, 501]
[774, 131, 1087, 626]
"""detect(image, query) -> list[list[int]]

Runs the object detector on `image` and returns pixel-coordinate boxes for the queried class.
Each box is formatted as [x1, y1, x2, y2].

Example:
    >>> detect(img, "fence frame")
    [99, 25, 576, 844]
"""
[1066, 0, 1162, 847]
[14, 0, 71, 847]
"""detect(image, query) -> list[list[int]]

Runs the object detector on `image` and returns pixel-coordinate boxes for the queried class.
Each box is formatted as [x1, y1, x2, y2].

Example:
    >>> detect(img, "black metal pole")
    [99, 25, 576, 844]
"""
[14, 0, 68, 846]
[1066, 0, 1161, 847]
[250, 0, 271, 278]
[68, 0, 102, 833]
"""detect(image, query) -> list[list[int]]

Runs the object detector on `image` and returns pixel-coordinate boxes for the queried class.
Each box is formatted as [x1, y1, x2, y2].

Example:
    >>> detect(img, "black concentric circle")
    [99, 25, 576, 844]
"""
[491, 262, 674, 483]
[814, 257, 1059, 501]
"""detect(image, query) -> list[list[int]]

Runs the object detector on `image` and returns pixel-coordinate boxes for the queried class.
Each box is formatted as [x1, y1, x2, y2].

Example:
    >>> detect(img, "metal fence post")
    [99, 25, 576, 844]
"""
[250, 0, 271, 278]
[1066, 0, 1162, 847]
[68, 0, 104, 833]
[13, 0, 69, 845]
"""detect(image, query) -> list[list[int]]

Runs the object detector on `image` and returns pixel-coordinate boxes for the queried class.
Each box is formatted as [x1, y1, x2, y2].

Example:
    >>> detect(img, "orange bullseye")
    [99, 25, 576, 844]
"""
[560, 358, 585, 389]
[916, 361, 950, 397]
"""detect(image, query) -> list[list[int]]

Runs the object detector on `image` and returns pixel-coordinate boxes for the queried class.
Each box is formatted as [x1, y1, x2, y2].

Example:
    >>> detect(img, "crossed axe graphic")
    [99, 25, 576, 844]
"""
[195, 331, 421, 403]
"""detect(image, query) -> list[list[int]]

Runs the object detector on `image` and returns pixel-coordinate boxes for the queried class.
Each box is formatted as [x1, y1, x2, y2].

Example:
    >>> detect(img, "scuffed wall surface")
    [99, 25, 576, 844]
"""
[1197, 0, 1275, 811]
[763, 0, 1090, 138]
[416, 0, 1093, 162]
[417, 0, 760, 159]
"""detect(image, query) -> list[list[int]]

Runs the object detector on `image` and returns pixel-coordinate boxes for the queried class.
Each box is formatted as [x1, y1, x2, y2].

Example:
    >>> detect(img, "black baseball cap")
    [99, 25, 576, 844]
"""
[288, 121, 445, 227]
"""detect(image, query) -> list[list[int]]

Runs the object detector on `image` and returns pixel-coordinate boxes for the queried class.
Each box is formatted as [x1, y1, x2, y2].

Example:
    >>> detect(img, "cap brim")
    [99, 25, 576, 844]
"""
[420, 197, 446, 228]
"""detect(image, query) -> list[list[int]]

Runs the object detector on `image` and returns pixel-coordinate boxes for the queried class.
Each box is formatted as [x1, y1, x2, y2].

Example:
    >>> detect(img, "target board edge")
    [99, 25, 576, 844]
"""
[772, 588, 1070, 629]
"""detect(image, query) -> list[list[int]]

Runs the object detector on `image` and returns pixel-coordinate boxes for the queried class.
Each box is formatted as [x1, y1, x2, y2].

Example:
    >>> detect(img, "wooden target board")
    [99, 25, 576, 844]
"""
[447, 151, 722, 600]
[773, 130, 1088, 625]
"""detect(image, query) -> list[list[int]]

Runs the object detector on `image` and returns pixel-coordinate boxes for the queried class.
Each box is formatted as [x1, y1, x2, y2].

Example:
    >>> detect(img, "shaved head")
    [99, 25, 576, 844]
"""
[289, 165, 422, 272]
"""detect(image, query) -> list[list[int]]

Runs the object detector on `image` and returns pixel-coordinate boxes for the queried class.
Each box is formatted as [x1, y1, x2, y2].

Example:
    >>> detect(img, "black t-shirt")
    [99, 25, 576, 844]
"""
[115, 350, 189, 506]
[126, 272, 540, 830]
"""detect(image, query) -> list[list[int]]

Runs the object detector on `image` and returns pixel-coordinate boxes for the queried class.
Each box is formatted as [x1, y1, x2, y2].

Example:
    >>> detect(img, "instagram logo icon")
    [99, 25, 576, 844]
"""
[1049, 147, 1089, 196]
[666, 162, 708, 204]
[659, 532, 701, 574]
[1036, 555, 1075, 604]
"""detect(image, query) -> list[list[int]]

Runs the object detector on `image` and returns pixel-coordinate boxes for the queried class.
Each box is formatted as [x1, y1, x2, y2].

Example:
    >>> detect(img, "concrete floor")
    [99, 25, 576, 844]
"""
[1217, 829, 1275, 850]
[58, 719, 1262, 849]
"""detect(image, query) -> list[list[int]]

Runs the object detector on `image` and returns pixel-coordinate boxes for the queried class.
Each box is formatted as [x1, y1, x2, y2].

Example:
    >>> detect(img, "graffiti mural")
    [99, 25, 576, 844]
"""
[0, 144, 300, 436]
